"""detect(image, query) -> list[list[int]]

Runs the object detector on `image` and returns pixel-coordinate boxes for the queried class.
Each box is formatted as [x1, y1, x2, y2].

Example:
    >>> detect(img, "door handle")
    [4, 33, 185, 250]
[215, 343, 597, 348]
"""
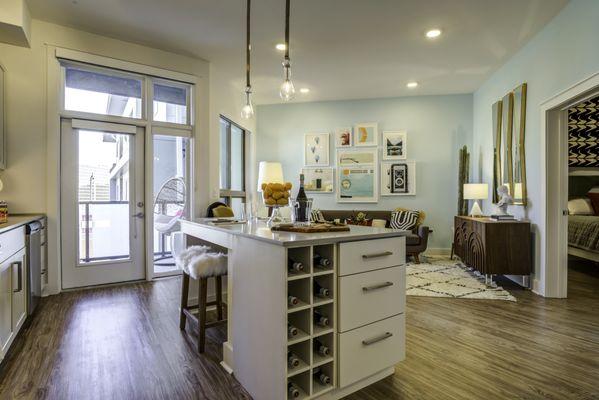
[362, 281, 394, 292]
[362, 332, 393, 346]
[13, 261, 22, 293]
[132, 212, 145, 219]
[362, 251, 393, 259]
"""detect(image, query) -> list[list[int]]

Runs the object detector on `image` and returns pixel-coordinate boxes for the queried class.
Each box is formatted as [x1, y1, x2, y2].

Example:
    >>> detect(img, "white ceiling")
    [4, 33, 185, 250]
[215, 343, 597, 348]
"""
[28, 0, 568, 105]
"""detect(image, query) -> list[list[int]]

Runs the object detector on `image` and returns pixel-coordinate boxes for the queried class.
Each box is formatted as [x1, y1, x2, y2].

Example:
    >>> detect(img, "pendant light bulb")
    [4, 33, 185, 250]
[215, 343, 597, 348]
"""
[279, 59, 295, 101]
[241, 88, 254, 119]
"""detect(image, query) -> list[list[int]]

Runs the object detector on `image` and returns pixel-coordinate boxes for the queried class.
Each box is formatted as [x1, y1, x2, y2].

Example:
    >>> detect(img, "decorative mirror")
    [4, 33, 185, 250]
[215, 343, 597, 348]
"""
[492, 83, 527, 206]
[0, 63, 5, 170]
[492, 100, 502, 203]
[511, 83, 527, 205]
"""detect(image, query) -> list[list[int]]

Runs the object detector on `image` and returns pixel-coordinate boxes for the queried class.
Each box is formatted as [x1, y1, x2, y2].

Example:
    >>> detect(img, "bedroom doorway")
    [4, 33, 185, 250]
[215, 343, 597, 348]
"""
[543, 72, 599, 298]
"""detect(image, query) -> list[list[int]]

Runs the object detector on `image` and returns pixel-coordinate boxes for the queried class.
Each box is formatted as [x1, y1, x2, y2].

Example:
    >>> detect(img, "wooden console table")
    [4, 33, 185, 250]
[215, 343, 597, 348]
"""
[452, 216, 532, 276]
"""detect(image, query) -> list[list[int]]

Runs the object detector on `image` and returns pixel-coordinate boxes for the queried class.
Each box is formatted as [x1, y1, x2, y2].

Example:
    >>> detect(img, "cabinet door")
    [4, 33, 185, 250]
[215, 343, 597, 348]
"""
[0, 259, 13, 357]
[11, 249, 27, 332]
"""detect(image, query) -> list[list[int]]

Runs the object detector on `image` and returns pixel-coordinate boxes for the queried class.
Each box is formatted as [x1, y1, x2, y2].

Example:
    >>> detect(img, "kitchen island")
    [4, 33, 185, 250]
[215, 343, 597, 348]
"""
[180, 219, 409, 400]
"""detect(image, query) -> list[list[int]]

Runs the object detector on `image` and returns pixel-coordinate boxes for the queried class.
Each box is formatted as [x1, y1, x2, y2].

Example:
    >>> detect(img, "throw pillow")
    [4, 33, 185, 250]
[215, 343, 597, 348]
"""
[390, 210, 420, 230]
[588, 188, 599, 215]
[311, 209, 326, 222]
[567, 198, 595, 215]
[212, 205, 235, 218]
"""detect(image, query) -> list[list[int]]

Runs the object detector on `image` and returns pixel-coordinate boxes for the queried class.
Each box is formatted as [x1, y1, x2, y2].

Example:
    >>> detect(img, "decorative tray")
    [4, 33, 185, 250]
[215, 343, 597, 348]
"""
[271, 222, 350, 233]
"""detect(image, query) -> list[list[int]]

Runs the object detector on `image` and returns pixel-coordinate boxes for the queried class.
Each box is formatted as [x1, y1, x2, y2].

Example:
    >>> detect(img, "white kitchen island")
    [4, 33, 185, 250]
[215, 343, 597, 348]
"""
[180, 219, 409, 400]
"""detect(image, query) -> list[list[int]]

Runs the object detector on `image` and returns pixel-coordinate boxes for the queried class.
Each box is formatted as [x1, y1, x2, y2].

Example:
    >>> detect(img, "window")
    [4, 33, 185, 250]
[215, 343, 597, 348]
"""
[63, 64, 143, 119]
[153, 80, 190, 125]
[219, 116, 248, 216]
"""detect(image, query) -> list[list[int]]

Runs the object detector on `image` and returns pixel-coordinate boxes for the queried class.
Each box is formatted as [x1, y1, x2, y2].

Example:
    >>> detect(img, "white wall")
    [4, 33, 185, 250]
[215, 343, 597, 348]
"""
[256, 94, 473, 251]
[472, 0, 599, 295]
[0, 19, 211, 294]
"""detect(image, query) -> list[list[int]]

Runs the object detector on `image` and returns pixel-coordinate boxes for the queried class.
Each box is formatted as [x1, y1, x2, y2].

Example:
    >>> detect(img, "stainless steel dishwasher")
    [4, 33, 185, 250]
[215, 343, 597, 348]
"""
[26, 220, 43, 315]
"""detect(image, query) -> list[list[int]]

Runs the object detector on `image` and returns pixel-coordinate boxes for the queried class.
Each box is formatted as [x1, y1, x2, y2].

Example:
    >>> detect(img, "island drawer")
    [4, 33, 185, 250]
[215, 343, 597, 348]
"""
[338, 313, 405, 387]
[0, 226, 25, 264]
[338, 265, 405, 332]
[338, 236, 405, 276]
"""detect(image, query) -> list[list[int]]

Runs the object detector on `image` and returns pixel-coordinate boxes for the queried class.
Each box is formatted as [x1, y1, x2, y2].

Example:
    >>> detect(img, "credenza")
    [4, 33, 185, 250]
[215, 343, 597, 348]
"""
[453, 216, 532, 276]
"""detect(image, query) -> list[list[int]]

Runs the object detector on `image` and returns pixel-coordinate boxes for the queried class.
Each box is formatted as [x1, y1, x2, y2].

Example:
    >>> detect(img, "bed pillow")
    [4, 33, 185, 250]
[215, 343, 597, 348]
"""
[567, 198, 595, 215]
[588, 187, 599, 215]
[390, 210, 420, 230]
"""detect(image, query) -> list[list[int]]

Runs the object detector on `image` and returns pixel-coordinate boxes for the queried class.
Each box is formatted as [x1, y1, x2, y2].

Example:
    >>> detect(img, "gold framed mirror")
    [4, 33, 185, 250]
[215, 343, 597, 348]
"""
[492, 100, 502, 203]
[511, 83, 527, 205]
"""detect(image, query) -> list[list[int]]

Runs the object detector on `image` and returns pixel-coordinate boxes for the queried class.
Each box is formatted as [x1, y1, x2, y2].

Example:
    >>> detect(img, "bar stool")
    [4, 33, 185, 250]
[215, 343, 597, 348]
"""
[177, 245, 228, 353]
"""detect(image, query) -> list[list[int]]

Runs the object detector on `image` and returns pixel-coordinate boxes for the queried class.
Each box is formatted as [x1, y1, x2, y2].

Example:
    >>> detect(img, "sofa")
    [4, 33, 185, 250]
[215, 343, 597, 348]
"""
[319, 209, 430, 263]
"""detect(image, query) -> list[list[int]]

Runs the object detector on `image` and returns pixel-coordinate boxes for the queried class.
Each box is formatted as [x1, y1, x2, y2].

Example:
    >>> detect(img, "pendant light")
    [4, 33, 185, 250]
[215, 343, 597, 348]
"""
[279, 0, 295, 101]
[241, 0, 254, 119]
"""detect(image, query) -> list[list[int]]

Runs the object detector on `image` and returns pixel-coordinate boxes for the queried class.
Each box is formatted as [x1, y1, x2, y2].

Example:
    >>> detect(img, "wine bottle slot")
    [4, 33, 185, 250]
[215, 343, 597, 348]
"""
[313, 253, 331, 267]
[313, 310, 329, 327]
[288, 258, 304, 273]
[313, 281, 330, 298]
[287, 323, 299, 338]
[288, 295, 299, 306]
[288, 382, 300, 398]
[313, 368, 331, 385]
[287, 351, 300, 368]
[313, 338, 331, 357]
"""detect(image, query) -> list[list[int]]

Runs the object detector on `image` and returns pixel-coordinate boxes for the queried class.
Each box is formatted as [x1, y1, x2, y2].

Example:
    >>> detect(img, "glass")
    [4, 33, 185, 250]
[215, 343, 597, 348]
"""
[231, 198, 244, 219]
[153, 81, 189, 124]
[77, 130, 131, 263]
[290, 198, 313, 225]
[64, 65, 142, 118]
[153, 134, 189, 274]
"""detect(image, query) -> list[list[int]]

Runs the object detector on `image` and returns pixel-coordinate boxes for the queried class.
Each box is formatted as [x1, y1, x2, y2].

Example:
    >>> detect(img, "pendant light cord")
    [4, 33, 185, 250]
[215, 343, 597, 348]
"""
[246, 0, 251, 89]
[284, 0, 290, 60]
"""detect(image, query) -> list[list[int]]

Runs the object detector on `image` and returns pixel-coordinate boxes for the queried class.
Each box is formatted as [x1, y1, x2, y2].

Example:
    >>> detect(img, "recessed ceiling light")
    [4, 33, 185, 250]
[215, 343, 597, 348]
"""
[275, 43, 286, 51]
[426, 29, 442, 39]
[300, 88, 310, 94]
[407, 82, 418, 88]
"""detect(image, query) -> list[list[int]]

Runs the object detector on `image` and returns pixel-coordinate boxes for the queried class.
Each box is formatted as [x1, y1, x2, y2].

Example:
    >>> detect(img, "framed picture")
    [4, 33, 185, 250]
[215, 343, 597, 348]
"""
[336, 148, 377, 166]
[335, 127, 352, 148]
[380, 161, 416, 196]
[382, 131, 407, 160]
[304, 133, 330, 166]
[301, 168, 334, 193]
[354, 122, 378, 147]
[337, 166, 378, 203]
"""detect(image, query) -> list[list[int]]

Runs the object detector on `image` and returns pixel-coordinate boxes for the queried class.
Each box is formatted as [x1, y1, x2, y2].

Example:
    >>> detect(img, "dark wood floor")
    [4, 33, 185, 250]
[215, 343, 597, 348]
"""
[0, 262, 598, 400]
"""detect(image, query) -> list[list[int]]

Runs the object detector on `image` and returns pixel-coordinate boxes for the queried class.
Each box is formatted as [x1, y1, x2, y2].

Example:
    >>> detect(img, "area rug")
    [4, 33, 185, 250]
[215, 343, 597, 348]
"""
[406, 256, 517, 301]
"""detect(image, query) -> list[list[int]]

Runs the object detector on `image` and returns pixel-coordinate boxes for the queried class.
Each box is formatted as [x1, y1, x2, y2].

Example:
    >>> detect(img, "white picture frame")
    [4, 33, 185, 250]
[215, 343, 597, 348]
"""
[380, 160, 416, 196]
[337, 165, 378, 203]
[301, 167, 334, 193]
[334, 127, 353, 148]
[353, 122, 378, 147]
[304, 132, 330, 166]
[336, 148, 377, 166]
[382, 130, 407, 160]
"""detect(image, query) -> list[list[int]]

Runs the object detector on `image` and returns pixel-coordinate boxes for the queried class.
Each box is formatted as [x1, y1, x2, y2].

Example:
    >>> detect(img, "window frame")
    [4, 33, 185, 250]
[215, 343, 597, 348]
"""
[219, 115, 249, 206]
[151, 77, 193, 126]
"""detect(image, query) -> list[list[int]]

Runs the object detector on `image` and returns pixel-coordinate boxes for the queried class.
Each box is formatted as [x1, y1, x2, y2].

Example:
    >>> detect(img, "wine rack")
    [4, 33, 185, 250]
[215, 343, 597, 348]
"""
[286, 244, 336, 399]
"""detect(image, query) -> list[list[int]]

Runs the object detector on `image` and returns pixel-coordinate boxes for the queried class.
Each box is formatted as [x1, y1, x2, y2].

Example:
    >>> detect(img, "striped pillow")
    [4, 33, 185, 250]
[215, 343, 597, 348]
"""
[311, 209, 326, 222]
[390, 210, 420, 230]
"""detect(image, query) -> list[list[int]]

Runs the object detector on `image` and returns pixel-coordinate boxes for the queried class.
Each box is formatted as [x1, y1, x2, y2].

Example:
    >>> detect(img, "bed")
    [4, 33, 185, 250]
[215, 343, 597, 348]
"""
[568, 215, 599, 262]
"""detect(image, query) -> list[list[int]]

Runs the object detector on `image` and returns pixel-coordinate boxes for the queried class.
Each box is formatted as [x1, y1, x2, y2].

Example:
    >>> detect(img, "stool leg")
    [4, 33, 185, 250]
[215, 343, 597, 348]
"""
[179, 273, 190, 330]
[198, 277, 208, 353]
[216, 275, 223, 321]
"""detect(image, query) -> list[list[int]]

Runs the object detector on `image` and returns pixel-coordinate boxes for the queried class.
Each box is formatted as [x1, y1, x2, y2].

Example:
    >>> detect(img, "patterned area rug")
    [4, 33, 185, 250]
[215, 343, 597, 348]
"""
[407, 256, 517, 301]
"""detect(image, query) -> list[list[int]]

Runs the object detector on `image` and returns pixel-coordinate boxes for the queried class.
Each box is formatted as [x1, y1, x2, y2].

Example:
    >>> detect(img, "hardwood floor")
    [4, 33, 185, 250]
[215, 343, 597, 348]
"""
[0, 264, 598, 400]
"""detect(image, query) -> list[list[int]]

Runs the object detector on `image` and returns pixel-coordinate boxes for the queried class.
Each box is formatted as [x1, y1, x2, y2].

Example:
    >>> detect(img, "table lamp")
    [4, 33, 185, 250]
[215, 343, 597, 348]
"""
[464, 183, 488, 217]
[257, 162, 284, 192]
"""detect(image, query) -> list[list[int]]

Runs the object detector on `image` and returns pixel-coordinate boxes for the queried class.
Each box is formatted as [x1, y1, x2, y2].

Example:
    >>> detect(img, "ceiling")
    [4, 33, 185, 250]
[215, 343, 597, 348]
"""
[27, 0, 568, 105]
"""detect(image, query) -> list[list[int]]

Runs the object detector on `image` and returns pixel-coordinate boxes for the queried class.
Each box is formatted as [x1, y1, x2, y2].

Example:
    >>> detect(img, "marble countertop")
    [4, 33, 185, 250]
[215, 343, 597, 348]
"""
[181, 218, 410, 247]
[0, 214, 46, 235]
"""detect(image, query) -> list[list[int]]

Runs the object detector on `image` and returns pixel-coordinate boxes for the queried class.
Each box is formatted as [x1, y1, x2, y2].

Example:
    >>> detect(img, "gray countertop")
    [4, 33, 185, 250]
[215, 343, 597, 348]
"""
[0, 214, 45, 235]
[181, 218, 409, 247]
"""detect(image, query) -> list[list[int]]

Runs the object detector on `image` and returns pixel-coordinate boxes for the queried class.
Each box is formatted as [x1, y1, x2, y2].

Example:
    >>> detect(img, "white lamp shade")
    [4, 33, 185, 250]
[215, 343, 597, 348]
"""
[463, 183, 488, 200]
[257, 162, 284, 192]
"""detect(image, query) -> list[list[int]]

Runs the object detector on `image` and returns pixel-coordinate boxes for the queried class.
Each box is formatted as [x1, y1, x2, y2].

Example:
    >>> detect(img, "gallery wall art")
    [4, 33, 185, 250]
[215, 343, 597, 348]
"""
[337, 148, 377, 166]
[380, 160, 416, 196]
[354, 122, 378, 147]
[301, 167, 334, 193]
[335, 127, 352, 148]
[337, 148, 378, 203]
[304, 133, 330, 166]
[382, 131, 407, 160]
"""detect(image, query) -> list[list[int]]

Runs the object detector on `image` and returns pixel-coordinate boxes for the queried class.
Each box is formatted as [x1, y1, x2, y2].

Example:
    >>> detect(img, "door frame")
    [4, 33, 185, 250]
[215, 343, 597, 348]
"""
[540, 71, 599, 298]
[60, 118, 146, 289]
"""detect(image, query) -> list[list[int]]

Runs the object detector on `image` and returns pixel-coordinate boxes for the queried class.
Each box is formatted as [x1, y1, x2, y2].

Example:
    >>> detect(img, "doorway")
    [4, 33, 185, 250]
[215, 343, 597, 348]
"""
[60, 119, 146, 289]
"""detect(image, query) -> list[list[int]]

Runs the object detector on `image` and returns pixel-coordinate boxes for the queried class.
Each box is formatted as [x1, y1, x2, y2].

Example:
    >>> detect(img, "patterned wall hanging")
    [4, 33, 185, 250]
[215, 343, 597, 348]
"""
[569, 94, 599, 167]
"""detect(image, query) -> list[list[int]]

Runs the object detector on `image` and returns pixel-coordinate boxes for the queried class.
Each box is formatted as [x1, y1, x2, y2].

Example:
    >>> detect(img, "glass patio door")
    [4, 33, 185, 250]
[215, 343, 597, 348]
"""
[60, 119, 145, 289]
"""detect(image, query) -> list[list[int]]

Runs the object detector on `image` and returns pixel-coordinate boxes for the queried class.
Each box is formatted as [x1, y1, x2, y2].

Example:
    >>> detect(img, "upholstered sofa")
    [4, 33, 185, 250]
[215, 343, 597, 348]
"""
[319, 209, 430, 263]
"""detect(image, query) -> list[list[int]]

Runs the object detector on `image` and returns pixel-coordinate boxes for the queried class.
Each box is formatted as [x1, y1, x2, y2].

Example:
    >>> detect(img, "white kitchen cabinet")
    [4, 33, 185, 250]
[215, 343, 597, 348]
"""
[11, 248, 27, 334]
[0, 259, 12, 357]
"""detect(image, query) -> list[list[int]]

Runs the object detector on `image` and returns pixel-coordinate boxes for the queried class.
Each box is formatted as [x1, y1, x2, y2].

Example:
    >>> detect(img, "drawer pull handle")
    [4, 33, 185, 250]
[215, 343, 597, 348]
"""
[12, 261, 23, 293]
[362, 332, 393, 346]
[362, 251, 393, 259]
[362, 281, 394, 292]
